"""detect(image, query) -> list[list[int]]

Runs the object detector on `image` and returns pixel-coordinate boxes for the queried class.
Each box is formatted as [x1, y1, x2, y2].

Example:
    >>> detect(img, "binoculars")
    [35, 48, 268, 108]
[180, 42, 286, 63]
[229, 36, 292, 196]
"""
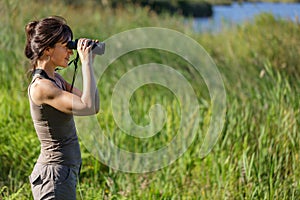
[67, 39, 105, 55]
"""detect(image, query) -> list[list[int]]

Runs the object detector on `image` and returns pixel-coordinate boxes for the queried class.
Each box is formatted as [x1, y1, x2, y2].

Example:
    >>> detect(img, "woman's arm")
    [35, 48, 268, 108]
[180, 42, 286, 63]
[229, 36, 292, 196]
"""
[30, 38, 100, 116]
[77, 38, 100, 115]
[55, 72, 82, 97]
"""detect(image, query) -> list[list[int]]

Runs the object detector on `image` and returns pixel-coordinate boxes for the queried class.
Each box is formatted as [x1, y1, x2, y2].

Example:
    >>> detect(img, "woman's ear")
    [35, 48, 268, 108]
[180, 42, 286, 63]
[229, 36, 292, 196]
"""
[44, 47, 54, 57]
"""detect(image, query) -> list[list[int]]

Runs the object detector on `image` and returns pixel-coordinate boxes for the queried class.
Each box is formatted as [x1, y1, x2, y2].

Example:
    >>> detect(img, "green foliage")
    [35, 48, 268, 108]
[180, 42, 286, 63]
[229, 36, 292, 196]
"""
[195, 13, 300, 93]
[0, 0, 299, 199]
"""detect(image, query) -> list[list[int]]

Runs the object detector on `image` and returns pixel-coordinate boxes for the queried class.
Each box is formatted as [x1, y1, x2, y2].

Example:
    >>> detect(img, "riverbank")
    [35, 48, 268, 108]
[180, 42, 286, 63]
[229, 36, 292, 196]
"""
[194, 1, 300, 32]
[61, 0, 300, 18]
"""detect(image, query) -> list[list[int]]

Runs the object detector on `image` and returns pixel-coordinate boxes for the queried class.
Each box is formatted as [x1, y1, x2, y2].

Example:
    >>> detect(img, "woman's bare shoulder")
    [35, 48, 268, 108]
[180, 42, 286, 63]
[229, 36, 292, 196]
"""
[30, 77, 62, 105]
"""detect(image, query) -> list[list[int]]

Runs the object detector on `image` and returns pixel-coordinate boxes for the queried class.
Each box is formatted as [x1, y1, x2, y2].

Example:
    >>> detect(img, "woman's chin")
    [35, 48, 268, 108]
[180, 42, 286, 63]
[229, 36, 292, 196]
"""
[60, 63, 68, 68]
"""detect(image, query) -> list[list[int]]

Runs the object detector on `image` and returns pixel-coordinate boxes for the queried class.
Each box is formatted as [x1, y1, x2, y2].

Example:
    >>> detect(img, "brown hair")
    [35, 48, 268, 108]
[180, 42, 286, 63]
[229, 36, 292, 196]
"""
[24, 16, 73, 68]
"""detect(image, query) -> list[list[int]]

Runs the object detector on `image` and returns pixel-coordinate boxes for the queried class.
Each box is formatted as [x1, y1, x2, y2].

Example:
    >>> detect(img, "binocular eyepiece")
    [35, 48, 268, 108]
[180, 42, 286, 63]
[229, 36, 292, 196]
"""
[67, 39, 105, 55]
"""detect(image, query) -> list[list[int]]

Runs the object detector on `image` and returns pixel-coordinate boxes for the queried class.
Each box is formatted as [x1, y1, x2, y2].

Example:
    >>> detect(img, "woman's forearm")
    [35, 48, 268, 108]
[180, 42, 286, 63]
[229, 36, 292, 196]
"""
[80, 60, 99, 114]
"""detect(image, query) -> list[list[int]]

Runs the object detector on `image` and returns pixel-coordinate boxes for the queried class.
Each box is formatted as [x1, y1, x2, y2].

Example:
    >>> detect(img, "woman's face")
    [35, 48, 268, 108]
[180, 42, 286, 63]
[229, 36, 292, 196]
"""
[50, 40, 73, 68]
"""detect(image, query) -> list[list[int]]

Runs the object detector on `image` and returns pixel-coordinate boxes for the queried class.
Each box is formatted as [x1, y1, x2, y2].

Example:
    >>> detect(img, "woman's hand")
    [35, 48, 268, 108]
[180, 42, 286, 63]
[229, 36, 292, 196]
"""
[77, 38, 92, 64]
[77, 38, 98, 64]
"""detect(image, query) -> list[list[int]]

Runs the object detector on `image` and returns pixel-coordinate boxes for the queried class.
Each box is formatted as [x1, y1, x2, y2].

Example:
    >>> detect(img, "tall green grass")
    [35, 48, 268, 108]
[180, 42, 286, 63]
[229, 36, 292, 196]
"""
[0, 0, 299, 199]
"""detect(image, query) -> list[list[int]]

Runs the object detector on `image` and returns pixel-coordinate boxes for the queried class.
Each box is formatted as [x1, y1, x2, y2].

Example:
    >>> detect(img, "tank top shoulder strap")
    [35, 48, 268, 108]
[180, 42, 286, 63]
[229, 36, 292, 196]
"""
[31, 69, 62, 89]
[32, 69, 56, 83]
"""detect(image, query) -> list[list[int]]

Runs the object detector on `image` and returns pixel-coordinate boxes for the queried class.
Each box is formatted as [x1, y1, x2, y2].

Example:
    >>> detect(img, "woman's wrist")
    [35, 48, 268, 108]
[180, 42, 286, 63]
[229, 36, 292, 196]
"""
[81, 60, 93, 67]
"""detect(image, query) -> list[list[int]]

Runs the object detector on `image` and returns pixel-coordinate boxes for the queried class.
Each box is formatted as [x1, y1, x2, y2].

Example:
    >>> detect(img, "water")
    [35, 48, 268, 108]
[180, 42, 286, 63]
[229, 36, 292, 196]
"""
[194, 2, 300, 32]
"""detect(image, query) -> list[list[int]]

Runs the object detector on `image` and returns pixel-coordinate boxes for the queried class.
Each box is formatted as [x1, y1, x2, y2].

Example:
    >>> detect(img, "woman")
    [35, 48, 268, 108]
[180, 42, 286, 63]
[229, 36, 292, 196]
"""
[25, 16, 99, 199]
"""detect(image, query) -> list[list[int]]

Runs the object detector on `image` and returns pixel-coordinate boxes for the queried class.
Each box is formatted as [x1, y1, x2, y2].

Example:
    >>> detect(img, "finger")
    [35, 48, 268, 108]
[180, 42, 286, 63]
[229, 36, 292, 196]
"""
[78, 38, 85, 50]
[86, 44, 93, 52]
[81, 38, 88, 47]
[82, 39, 88, 47]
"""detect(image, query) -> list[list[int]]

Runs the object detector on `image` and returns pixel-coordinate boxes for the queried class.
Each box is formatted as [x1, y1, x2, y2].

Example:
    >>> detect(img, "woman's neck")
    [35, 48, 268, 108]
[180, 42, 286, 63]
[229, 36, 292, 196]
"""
[36, 60, 56, 79]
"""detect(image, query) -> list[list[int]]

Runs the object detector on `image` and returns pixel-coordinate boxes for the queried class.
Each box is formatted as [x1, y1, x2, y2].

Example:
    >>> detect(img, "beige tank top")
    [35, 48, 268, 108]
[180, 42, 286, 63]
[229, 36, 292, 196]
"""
[28, 71, 81, 166]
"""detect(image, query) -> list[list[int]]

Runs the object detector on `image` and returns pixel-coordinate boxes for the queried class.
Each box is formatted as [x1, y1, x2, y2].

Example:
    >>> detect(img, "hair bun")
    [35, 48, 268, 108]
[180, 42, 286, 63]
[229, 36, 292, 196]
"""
[24, 21, 38, 59]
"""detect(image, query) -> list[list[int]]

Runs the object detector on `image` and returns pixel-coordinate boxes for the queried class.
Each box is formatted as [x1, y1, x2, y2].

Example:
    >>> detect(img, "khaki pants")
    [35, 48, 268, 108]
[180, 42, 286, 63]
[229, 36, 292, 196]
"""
[29, 163, 80, 200]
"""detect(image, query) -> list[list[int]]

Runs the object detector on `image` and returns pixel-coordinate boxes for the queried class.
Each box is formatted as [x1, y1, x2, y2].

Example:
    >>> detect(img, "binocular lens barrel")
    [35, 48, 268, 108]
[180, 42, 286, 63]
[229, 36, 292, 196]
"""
[66, 40, 78, 50]
[67, 39, 105, 55]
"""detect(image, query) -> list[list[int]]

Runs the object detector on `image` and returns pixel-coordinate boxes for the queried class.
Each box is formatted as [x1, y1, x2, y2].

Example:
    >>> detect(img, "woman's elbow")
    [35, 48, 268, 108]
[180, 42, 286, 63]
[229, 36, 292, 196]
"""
[87, 105, 99, 115]
[94, 96, 100, 114]
[77, 104, 99, 116]
[94, 105, 100, 114]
